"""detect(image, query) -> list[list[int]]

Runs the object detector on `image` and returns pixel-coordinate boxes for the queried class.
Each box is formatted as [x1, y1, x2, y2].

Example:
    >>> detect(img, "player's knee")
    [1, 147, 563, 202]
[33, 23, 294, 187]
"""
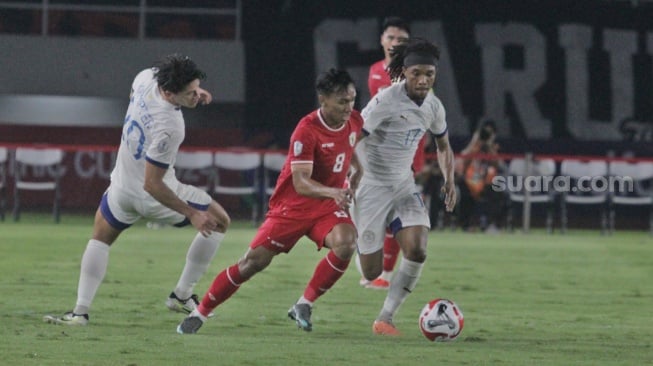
[208, 201, 231, 232]
[214, 211, 231, 232]
[403, 246, 427, 263]
[332, 244, 356, 260]
[330, 236, 357, 259]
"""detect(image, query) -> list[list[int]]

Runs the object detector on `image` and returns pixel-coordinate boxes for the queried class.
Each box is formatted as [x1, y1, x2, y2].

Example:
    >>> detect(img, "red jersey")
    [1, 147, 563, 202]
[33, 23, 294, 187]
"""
[368, 59, 427, 175]
[368, 60, 391, 98]
[268, 109, 363, 219]
[413, 136, 426, 174]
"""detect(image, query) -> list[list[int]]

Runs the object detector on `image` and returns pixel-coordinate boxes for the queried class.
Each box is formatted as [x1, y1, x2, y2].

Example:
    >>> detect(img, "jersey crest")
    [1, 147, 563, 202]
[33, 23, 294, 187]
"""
[157, 133, 171, 153]
[293, 141, 303, 156]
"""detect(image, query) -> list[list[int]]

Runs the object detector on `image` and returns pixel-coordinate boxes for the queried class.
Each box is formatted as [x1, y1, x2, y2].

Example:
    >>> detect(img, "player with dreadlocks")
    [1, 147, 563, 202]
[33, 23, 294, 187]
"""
[358, 16, 413, 291]
[353, 38, 457, 336]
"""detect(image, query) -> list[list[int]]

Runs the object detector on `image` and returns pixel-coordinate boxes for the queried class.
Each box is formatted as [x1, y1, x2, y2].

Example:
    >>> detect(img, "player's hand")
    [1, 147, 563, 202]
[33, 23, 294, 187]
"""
[198, 88, 212, 105]
[189, 210, 217, 237]
[348, 169, 363, 193]
[334, 188, 354, 210]
[441, 180, 457, 212]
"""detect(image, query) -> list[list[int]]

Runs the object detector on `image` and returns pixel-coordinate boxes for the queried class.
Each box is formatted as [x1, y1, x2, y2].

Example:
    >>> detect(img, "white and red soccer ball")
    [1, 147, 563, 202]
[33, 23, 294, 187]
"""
[418, 298, 464, 342]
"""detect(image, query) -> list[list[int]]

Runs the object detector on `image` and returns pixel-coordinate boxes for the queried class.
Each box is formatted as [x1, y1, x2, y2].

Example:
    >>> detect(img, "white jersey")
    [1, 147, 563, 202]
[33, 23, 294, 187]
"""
[110, 68, 185, 198]
[358, 80, 447, 185]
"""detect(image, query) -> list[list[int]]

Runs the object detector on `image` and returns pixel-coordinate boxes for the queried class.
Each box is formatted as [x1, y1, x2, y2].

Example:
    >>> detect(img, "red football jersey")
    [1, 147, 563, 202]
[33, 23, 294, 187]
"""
[368, 60, 391, 98]
[268, 109, 363, 219]
[413, 136, 426, 175]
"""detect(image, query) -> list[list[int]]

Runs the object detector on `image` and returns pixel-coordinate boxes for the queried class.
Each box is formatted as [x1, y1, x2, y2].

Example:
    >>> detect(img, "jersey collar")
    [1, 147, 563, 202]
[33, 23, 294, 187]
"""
[317, 109, 346, 132]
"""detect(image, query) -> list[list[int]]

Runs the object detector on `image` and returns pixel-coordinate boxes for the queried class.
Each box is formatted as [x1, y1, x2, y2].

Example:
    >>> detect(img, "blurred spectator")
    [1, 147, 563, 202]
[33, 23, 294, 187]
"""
[416, 137, 448, 230]
[456, 119, 506, 233]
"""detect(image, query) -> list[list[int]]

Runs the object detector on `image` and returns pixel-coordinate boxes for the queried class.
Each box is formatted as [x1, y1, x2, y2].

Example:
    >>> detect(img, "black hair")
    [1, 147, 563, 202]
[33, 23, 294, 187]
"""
[153, 54, 206, 94]
[387, 38, 440, 81]
[478, 119, 497, 141]
[381, 16, 411, 35]
[480, 119, 497, 132]
[315, 68, 355, 96]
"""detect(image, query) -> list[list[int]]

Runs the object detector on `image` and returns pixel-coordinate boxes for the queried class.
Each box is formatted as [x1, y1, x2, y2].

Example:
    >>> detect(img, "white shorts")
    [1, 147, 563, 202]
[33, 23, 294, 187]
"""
[100, 182, 212, 230]
[352, 178, 430, 255]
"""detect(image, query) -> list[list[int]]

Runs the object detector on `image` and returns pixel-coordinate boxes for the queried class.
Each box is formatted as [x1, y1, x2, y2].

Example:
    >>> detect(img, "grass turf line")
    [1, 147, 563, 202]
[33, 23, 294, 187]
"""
[1, 213, 652, 365]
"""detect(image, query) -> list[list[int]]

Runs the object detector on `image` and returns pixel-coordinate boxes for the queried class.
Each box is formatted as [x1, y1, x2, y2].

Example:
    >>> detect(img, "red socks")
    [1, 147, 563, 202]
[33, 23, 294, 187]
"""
[383, 235, 401, 272]
[303, 251, 350, 302]
[197, 251, 352, 316]
[198, 264, 245, 317]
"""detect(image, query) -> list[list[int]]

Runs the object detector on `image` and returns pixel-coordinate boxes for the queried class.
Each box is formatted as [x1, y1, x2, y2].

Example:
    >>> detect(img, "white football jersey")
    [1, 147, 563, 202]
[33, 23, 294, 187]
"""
[110, 68, 185, 198]
[358, 80, 447, 185]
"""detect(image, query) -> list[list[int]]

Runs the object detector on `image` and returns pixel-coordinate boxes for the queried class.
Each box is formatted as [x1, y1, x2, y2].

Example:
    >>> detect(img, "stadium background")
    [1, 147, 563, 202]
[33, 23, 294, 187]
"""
[1, 0, 652, 229]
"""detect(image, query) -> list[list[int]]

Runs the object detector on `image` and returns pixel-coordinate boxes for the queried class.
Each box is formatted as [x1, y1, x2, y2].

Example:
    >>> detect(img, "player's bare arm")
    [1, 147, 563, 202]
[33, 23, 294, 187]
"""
[348, 151, 363, 192]
[434, 132, 457, 212]
[291, 162, 353, 210]
[143, 161, 217, 236]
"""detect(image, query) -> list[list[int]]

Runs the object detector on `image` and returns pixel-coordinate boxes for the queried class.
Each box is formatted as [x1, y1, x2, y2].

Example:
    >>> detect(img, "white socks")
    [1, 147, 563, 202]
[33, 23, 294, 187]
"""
[173, 231, 224, 299]
[296, 296, 313, 307]
[74, 239, 110, 315]
[72, 231, 223, 315]
[378, 258, 424, 322]
[190, 308, 208, 322]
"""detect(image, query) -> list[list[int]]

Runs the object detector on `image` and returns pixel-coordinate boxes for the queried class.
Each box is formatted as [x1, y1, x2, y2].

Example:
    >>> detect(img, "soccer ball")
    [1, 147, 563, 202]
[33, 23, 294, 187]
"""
[418, 298, 464, 342]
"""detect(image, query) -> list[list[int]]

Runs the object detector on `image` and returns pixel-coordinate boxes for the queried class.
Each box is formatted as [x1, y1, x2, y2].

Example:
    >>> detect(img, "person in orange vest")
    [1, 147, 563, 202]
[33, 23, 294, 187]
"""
[457, 119, 505, 232]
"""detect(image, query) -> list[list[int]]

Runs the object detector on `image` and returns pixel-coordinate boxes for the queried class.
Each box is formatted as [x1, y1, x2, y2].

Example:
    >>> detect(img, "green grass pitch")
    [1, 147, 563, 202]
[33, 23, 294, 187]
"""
[1, 214, 652, 365]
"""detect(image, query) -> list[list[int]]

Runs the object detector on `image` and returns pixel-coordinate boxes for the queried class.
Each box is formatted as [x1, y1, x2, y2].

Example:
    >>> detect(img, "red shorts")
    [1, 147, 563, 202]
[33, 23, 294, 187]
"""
[249, 209, 355, 253]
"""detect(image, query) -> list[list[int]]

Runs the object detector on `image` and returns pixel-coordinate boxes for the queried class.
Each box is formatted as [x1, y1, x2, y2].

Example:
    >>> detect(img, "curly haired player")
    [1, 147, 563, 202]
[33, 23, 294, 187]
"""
[354, 38, 457, 335]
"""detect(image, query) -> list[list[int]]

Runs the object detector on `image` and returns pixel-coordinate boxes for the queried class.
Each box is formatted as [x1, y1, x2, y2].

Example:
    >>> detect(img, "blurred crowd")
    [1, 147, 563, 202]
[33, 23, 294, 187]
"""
[419, 119, 507, 234]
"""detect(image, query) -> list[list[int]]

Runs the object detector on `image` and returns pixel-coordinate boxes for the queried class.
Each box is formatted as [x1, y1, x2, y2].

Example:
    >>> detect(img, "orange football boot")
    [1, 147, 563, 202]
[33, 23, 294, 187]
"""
[372, 320, 401, 336]
[365, 277, 390, 290]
